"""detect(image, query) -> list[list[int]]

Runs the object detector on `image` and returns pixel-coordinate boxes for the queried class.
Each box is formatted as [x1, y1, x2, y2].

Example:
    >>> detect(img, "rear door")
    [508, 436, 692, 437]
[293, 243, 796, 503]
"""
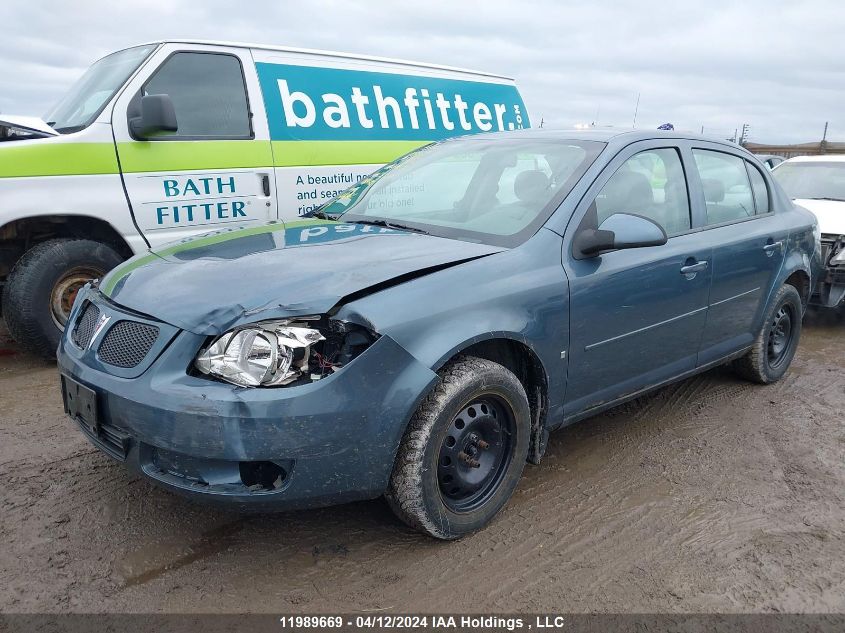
[686, 145, 790, 364]
[563, 140, 712, 416]
[111, 43, 277, 248]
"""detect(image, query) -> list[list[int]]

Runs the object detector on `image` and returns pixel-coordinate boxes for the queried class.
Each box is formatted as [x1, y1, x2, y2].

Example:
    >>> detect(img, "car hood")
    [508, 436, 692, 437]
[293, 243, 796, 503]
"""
[795, 198, 845, 235]
[99, 220, 504, 335]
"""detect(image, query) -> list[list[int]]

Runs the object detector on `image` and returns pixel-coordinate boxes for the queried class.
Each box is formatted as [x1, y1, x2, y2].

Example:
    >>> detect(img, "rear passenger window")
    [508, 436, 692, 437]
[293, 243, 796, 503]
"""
[594, 148, 691, 236]
[692, 150, 755, 224]
[746, 162, 770, 214]
[143, 52, 251, 139]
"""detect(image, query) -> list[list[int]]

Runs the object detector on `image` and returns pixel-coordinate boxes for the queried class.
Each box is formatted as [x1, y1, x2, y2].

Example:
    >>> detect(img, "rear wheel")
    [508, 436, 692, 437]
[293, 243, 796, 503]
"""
[2, 239, 122, 359]
[734, 284, 803, 384]
[386, 356, 530, 539]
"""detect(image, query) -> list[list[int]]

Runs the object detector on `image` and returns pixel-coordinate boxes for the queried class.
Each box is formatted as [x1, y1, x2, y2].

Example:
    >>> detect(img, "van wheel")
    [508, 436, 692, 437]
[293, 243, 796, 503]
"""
[386, 355, 530, 539]
[2, 239, 123, 359]
[734, 284, 803, 384]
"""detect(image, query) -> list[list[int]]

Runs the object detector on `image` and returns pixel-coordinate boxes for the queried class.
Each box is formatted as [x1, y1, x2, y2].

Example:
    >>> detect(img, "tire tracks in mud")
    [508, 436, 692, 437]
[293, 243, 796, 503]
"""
[1, 318, 843, 613]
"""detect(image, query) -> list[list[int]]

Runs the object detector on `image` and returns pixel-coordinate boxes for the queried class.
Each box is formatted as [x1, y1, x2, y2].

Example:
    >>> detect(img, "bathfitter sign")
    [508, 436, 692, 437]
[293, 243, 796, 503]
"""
[257, 63, 528, 142]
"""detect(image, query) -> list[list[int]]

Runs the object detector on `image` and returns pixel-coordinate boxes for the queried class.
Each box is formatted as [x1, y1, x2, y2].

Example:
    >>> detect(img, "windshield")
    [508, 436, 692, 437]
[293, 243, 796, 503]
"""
[44, 45, 156, 134]
[773, 161, 845, 202]
[316, 137, 604, 247]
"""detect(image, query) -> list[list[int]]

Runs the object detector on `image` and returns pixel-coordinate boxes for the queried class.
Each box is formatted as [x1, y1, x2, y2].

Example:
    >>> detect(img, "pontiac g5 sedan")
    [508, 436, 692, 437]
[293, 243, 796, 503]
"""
[58, 130, 820, 539]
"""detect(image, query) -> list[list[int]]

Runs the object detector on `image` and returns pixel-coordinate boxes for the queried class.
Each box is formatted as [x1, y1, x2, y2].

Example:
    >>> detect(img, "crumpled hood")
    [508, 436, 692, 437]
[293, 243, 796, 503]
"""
[100, 220, 503, 334]
[795, 198, 845, 235]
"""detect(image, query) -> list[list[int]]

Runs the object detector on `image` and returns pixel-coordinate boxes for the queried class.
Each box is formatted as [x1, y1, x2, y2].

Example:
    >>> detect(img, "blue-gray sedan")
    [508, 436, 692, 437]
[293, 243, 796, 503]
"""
[58, 129, 821, 539]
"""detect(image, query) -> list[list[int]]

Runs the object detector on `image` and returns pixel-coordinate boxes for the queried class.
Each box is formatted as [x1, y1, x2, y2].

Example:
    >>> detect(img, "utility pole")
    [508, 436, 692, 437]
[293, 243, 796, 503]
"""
[740, 123, 750, 146]
[632, 92, 640, 129]
[821, 121, 828, 154]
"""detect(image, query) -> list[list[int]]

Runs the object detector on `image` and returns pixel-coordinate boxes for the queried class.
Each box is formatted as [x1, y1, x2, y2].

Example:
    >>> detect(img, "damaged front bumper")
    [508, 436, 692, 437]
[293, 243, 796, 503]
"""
[56, 289, 438, 510]
[811, 234, 845, 308]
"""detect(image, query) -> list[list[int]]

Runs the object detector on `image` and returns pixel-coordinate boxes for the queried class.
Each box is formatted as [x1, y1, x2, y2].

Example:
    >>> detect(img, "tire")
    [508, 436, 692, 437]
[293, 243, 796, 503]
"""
[386, 355, 531, 539]
[2, 239, 123, 359]
[734, 284, 803, 384]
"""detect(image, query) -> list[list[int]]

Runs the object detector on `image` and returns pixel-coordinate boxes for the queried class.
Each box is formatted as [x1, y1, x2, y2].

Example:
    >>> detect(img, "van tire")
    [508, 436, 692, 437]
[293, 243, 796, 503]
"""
[386, 355, 530, 540]
[2, 239, 123, 359]
[734, 284, 803, 384]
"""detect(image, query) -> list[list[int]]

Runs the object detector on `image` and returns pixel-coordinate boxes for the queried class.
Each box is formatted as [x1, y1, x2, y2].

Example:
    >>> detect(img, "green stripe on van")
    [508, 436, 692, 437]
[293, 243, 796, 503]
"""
[117, 140, 274, 172]
[271, 140, 429, 167]
[0, 143, 119, 177]
[0, 139, 427, 178]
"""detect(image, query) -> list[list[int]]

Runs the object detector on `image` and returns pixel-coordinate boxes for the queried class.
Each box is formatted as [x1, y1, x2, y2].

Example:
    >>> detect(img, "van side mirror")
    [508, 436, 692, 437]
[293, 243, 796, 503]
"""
[575, 213, 667, 257]
[129, 94, 178, 138]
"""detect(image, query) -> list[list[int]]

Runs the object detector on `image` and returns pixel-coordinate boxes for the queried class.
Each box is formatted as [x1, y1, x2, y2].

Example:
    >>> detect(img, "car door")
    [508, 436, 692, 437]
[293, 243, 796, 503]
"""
[686, 145, 790, 365]
[111, 44, 277, 248]
[563, 141, 712, 416]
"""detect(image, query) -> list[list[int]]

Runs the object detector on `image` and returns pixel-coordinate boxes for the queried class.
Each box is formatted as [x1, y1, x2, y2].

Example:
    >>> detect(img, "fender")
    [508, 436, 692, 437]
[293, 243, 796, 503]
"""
[334, 228, 568, 421]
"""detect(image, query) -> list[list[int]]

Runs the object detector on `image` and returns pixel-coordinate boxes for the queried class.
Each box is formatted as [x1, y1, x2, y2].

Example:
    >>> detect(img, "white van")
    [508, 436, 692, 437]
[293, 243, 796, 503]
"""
[0, 40, 529, 356]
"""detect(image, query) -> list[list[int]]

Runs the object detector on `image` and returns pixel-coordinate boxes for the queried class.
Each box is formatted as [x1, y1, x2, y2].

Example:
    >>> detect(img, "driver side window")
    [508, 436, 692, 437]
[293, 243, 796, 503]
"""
[594, 148, 691, 236]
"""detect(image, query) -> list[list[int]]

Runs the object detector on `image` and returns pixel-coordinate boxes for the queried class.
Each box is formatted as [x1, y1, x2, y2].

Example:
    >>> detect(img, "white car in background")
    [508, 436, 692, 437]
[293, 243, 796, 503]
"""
[773, 155, 845, 308]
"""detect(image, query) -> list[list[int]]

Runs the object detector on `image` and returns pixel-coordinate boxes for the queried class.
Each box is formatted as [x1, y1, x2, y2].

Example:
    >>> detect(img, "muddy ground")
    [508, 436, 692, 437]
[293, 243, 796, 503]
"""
[0, 312, 843, 614]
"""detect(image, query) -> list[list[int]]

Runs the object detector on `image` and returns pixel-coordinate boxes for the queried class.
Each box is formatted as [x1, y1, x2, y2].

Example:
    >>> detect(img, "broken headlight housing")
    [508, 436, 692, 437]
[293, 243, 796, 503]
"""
[194, 318, 376, 387]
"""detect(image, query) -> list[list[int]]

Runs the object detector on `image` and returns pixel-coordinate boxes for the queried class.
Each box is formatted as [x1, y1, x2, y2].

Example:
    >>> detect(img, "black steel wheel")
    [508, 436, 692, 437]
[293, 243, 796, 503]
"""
[386, 355, 531, 539]
[437, 396, 515, 513]
[766, 304, 795, 369]
[734, 283, 803, 384]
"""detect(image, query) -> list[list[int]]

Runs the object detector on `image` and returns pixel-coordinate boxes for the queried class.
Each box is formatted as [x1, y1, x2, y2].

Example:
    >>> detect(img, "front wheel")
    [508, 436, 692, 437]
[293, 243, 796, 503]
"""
[2, 239, 123, 359]
[734, 284, 803, 384]
[386, 356, 531, 539]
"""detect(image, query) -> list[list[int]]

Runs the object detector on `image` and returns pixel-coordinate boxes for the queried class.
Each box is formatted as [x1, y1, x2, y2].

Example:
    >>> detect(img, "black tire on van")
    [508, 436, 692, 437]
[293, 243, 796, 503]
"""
[2, 239, 123, 359]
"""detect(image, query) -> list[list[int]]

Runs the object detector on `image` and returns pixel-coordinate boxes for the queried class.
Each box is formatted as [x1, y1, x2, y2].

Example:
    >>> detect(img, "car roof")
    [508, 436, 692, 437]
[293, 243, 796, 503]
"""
[465, 127, 751, 152]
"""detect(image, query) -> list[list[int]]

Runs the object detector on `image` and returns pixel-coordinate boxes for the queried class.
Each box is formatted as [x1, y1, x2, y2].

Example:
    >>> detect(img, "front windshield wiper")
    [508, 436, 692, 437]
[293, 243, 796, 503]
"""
[805, 197, 845, 202]
[307, 208, 339, 220]
[352, 218, 431, 235]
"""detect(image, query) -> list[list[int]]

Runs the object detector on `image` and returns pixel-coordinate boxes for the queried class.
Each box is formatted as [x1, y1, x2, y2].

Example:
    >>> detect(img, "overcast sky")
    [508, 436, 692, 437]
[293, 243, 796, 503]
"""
[1, 0, 842, 143]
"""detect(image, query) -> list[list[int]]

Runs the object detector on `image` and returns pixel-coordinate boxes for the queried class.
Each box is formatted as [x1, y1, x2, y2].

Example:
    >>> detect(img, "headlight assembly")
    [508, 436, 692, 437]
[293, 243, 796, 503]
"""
[194, 318, 376, 387]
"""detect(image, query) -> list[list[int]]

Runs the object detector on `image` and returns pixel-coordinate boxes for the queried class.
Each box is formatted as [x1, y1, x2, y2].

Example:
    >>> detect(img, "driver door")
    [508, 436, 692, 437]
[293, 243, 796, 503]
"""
[562, 141, 712, 416]
[111, 44, 277, 248]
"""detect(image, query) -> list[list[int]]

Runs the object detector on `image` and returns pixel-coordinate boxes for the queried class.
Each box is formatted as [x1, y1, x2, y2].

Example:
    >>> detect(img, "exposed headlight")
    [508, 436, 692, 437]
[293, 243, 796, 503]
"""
[195, 320, 325, 387]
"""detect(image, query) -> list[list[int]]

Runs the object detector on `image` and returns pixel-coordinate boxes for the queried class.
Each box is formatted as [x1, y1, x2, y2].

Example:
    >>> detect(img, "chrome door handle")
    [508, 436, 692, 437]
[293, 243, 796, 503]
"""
[764, 240, 784, 256]
[680, 261, 708, 275]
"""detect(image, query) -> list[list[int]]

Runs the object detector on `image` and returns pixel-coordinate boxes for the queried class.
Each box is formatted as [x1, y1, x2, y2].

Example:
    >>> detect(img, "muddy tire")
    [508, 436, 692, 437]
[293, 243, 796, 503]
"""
[2, 239, 122, 359]
[734, 284, 803, 384]
[386, 355, 530, 540]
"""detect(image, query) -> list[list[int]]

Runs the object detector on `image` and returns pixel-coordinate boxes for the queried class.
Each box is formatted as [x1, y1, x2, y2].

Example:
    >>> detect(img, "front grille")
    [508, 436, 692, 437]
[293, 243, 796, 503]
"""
[97, 321, 160, 368]
[71, 303, 100, 349]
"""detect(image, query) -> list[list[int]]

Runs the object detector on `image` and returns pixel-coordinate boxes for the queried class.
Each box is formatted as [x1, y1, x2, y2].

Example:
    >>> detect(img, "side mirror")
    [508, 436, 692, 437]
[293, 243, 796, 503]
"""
[129, 94, 178, 139]
[575, 213, 667, 257]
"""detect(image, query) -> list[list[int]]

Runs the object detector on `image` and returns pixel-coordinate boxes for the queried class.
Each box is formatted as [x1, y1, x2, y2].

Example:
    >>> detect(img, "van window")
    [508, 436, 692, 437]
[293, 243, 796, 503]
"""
[746, 162, 770, 214]
[593, 148, 691, 236]
[143, 52, 251, 139]
[692, 150, 755, 224]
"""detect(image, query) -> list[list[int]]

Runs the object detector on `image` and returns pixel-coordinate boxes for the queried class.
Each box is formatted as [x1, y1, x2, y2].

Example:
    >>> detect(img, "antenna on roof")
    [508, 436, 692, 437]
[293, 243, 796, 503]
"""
[632, 92, 640, 128]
